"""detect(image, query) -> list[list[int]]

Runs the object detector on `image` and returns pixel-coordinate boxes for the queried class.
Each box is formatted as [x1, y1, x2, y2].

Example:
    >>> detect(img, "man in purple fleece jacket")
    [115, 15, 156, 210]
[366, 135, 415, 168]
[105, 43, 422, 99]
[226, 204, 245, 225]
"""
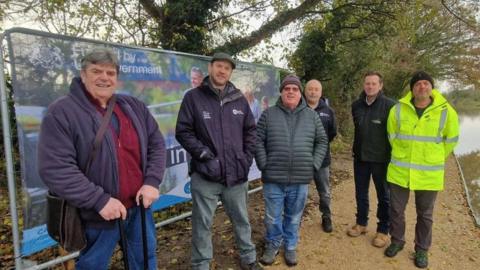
[37, 49, 166, 270]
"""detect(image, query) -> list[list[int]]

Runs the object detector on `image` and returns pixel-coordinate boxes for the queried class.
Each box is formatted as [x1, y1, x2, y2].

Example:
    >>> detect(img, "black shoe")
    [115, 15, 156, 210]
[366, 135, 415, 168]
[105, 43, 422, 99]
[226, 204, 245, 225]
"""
[284, 250, 297, 266]
[322, 216, 333, 233]
[240, 261, 264, 270]
[414, 250, 428, 268]
[384, 243, 404, 257]
[260, 247, 279, 265]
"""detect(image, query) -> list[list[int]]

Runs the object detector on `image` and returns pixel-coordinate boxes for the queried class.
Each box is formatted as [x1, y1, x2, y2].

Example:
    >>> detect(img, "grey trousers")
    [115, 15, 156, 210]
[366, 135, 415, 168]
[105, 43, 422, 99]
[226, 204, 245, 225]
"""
[313, 167, 331, 218]
[389, 183, 438, 251]
[190, 173, 256, 270]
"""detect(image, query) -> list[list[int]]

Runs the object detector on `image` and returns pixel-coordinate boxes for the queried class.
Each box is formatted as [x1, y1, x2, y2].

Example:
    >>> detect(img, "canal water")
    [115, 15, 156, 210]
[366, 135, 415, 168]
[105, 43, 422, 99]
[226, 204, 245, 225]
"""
[454, 114, 480, 226]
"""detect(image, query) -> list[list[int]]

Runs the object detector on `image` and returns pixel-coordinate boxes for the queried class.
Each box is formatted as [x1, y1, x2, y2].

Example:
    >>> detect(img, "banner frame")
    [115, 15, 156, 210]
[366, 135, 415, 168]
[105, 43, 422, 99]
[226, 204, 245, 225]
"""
[1, 32, 23, 270]
[2, 27, 277, 70]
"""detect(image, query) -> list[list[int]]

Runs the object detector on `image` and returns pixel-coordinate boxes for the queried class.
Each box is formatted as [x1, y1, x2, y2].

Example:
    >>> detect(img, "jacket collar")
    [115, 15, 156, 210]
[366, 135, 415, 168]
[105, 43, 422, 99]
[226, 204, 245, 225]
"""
[399, 89, 447, 110]
[313, 97, 328, 110]
[199, 76, 243, 102]
[276, 95, 307, 114]
[359, 90, 384, 105]
[68, 77, 118, 114]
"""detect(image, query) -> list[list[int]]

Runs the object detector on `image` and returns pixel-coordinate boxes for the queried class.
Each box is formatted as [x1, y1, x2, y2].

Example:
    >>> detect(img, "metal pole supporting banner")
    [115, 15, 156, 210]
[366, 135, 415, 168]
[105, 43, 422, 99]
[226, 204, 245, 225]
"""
[0, 33, 23, 270]
[154, 185, 263, 228]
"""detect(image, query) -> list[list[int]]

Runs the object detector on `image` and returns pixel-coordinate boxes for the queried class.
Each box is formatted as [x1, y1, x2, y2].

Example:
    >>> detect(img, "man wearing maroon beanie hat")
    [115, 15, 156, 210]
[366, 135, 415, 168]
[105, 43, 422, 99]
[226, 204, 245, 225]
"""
[256, 74, 328, 266]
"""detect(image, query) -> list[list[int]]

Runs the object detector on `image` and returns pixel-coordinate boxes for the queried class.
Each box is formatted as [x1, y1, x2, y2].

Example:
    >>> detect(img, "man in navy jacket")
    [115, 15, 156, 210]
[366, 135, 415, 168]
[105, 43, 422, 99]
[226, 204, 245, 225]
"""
[175, 52, 261, 270]
[304, 79, 337, 233]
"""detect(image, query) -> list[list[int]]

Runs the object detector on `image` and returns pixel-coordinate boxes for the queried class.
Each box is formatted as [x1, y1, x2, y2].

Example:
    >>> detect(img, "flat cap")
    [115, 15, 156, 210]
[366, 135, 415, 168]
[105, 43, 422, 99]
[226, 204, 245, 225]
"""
[211, 52, 236, 69]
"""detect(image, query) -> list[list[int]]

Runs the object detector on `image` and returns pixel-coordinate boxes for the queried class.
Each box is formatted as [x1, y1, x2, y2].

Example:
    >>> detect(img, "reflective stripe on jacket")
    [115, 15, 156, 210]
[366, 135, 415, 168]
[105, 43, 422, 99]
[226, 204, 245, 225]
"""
[386, 89, 459, 190]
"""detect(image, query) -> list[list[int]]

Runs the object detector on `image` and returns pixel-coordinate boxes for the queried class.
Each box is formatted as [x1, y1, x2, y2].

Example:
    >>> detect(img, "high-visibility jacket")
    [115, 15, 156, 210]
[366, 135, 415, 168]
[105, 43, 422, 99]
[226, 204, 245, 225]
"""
[386, 89, 459, 190]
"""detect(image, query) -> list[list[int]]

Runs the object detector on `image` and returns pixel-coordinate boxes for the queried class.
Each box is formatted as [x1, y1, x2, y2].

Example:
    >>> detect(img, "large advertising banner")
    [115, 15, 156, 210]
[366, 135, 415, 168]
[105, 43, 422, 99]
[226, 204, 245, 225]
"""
[5, 28, 280, 256]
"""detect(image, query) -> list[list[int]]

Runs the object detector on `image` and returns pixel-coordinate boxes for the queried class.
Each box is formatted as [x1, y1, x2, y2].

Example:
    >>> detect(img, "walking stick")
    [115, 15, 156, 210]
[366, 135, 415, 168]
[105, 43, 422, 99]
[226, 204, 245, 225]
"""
[139, 195, 149, 270]
[118, 219, 130, 270]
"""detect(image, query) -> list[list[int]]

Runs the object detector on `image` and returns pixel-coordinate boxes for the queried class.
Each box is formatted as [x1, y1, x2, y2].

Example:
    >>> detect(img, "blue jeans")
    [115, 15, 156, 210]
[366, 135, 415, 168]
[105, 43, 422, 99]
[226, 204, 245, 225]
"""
[76, 206, 157, 270]
[190, 173, 256, 270]
[314, 167, 331, 218]
[263, 183, 308, 251]
[353, 160, 390, 233]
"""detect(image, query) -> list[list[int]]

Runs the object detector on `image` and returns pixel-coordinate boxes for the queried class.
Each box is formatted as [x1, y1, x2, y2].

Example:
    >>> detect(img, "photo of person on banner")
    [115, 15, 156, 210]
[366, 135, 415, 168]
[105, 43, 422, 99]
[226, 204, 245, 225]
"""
[183, 66, 205, 97]
[243, 86, 262, 123]
[37, 48, 166, 270]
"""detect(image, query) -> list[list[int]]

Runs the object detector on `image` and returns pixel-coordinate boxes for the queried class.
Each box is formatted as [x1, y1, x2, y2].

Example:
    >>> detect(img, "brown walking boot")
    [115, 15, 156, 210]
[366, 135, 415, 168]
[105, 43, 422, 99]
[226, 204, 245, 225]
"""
[347, 224, 367, 237]
[372, 232, 389, 248]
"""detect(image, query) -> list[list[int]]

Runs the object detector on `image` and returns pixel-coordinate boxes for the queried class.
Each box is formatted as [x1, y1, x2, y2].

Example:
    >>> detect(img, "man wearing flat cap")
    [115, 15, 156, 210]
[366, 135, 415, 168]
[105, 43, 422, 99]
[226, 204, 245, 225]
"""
[255, 74, 328, 266]
[176, 52, 262, 270]
[384, 71, 459, 268]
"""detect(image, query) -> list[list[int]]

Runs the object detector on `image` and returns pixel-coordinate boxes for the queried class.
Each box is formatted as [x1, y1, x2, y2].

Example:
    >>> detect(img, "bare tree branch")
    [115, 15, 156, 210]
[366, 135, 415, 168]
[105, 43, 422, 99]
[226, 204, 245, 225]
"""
[441, 0, 479, 33]
[139, 0, 164, 24]
[206, 0, 270, 28]
[213, 0, 323, 55]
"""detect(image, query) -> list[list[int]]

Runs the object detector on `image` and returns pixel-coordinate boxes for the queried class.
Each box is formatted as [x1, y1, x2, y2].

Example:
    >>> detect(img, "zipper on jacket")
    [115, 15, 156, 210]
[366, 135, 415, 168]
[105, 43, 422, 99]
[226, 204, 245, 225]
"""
[219, 98, 226, 185]
[102, 118, 120, 199]
[288, 113, 294, 184]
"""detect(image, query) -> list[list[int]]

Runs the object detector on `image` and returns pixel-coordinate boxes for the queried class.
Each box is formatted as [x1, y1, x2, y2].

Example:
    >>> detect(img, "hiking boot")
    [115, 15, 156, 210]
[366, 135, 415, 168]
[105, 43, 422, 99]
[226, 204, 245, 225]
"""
[284, 250, 297, 267]
[347, 224, 367, 237]
[384, 243, 404, 257]
[321, 216, 333, 233]
[372, 232, 389, 248]
[414, 250, 428, 268]
[260, 246, 279, 265]
[240, 260, 264, 270]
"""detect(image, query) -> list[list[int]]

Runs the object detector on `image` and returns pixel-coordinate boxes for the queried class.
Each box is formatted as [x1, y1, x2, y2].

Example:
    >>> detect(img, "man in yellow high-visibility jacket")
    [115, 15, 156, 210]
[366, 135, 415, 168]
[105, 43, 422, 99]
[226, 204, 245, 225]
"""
[384, 71, 459, 268]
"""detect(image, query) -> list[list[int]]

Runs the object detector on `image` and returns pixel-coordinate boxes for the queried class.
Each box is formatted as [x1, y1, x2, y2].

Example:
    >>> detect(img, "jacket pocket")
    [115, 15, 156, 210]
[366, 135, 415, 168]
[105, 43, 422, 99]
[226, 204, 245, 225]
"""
[196, 158, 222, 182]
[235, 152, 250, 180]
[424, 143, 445, 165]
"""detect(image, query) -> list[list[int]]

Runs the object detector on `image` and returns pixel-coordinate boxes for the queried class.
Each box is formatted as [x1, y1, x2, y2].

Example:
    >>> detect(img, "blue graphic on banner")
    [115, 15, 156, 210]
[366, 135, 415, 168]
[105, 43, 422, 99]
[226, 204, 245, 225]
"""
[151, 194, 190, 212]
[118, 49, 163, 81]
[21, 225, 56, 256]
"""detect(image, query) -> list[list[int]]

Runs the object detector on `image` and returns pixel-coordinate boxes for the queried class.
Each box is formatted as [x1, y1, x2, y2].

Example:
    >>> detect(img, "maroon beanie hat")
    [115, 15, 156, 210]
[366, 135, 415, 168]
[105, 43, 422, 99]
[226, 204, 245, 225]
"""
[280, 74, 302, 92]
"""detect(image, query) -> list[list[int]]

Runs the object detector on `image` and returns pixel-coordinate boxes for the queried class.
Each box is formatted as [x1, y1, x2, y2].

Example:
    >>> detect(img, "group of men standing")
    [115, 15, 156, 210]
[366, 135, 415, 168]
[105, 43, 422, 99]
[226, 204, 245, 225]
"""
[37, 48, 458, 270]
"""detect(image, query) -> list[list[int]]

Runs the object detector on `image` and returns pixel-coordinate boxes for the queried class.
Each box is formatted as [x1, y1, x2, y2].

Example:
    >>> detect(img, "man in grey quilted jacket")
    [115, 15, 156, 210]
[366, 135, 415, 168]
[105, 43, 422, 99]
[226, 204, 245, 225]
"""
[255, 74, 328, 266]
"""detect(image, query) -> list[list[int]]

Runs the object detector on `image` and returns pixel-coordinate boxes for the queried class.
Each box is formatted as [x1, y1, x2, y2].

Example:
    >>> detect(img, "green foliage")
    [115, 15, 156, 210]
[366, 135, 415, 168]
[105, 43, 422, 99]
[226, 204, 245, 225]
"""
[0, 76, 19, 189]
[291, 0, 480, 137]
[160, 0, 225, 54]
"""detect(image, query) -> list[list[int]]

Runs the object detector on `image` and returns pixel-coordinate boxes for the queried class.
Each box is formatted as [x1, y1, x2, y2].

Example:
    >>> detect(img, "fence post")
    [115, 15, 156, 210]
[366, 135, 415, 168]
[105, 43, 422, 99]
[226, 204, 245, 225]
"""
[1, 32, 23, 270]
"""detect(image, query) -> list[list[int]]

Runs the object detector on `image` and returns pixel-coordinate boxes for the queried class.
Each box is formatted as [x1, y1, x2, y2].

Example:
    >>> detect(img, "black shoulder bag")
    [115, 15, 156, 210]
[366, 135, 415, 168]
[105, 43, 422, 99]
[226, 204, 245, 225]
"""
[46, 95, 117, 252]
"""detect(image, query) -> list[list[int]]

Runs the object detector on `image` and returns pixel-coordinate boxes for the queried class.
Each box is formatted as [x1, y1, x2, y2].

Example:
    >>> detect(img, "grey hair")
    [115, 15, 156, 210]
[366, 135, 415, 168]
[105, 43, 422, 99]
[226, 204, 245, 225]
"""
[81, 48, 120, 73]
[190, 66, 203, 75]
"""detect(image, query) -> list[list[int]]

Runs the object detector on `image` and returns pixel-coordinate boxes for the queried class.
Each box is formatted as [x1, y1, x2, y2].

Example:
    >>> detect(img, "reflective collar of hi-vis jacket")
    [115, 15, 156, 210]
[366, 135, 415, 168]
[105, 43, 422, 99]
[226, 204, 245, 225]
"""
[386, 89, 459, 190]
